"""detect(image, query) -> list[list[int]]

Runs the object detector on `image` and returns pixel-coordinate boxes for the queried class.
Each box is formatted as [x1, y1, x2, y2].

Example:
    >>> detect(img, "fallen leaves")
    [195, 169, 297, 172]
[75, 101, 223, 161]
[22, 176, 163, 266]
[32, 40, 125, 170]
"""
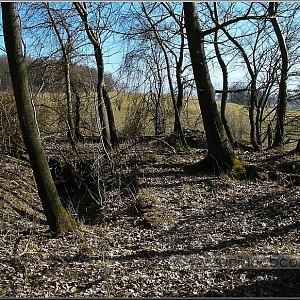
[0, 144, 300, 296]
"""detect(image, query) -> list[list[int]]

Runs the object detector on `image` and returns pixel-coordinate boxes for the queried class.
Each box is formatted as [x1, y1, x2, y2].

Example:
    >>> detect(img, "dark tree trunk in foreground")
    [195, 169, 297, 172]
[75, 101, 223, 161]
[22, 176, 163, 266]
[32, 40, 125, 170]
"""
[2, 2, 77, 234]
[269, 3, 288, 148]
[183, 2, 235, 172]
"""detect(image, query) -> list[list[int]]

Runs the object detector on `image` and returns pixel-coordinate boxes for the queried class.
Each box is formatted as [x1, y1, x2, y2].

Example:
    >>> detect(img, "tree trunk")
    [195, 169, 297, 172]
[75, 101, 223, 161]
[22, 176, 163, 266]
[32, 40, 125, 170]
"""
[219, 25, 261, 150]
[97, 76, 110, 148]
[102, 86, 119, 150]
[213, 3, 235, 146]
[175, 60, 184, 134]
[64, 61, 76, 142]
[183, 2, 235, 172]
[74, 3, 119, 151]
[2, 2, 77, 234]
[45, 3, 76, 143]
[142, 3, 187, 147]
[270, 4, 288, 148]
[173, 25, 185, 139]
[70, 80, 82, 141]
[249, 80, 261, 150]
[162, 4, 185, 136]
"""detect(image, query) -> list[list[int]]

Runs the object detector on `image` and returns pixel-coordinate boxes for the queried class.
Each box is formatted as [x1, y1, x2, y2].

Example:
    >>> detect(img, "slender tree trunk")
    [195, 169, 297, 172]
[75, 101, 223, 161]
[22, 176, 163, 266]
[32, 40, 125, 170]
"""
[174, 24, 185, 136]
[97, 75, 110, 147]
[45, 3, 76, 142]
[142, 3, 187, 147]
[249, 80, 261, 150]
[183, 2, 235, 172]
[148, 55, 164, 135]
[74, 2, 119, 151]
[2, 2, 77, 234]
[95, 48, 110, 148]
[165, 53, 186, 147]
[70, 80, 82, 141]
[220, 26, 261, 150]
[270, 4, 288, 148]
[162, 5, 185, 135]
[64, 61, 75, 141]
[213, 3, 234, 146]
[255, 105, 262, 146]
[102, 85, 119, 150]
[175, 61, 184, 134]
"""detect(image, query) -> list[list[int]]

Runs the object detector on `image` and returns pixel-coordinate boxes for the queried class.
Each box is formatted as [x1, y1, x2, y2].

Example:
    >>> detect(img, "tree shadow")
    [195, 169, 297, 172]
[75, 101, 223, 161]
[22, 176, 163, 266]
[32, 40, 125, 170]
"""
[101, 219, 299, 263]
[1, 186, 47, 225]
[224, 269, 300, 296]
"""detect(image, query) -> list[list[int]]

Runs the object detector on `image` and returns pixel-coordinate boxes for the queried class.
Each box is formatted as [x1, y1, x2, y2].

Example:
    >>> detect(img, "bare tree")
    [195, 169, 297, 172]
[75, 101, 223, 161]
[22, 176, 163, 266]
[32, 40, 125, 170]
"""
[217, 7, 279, 151]
[141, 3, 187, 146]
[74, 2, 119, 151]
[44, 3, 77, 142]
[268, 2, 288, 147]
[2, 2, 78, 234]
[183, 2, 235, 172]
[121, 44, 169, 136]
[18, 2, 90, 141]
[208, 2, 235, 146]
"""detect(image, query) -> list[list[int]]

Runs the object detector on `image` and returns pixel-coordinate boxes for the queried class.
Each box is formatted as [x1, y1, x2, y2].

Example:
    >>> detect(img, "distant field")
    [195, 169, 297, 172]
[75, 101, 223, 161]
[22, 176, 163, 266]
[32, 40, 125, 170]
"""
[1, 90, 300, 149]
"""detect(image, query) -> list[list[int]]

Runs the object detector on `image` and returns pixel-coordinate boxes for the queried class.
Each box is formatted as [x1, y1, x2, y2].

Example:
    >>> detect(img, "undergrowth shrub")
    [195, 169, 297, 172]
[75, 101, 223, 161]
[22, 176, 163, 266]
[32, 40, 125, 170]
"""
[227, 106, 250, 145]
[0, 92, 23, 151]
[121, 96, 150, 136]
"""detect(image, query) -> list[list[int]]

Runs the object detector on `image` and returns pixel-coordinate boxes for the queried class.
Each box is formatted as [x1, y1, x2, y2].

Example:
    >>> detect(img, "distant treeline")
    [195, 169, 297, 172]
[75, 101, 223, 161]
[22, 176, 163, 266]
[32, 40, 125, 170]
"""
[0, 55, 115, 94]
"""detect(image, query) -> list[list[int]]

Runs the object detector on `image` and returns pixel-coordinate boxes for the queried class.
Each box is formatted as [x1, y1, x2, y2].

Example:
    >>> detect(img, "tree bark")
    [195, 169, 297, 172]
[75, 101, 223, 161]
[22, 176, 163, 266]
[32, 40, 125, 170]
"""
[213, 3, 235, 146]
[183, 2, 235, 172]
[161, 4, 186, 136]
[270, 3, 288, 148]
[173, 11, 185, 137]
[70, 80, 82, 141]
[102, 85, 119, 150]
[2, 2, 77, 234]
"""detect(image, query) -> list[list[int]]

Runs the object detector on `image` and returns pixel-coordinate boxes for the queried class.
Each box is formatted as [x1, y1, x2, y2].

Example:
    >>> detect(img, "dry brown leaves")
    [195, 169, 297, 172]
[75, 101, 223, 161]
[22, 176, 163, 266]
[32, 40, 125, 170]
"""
[0, 141, 300, 297]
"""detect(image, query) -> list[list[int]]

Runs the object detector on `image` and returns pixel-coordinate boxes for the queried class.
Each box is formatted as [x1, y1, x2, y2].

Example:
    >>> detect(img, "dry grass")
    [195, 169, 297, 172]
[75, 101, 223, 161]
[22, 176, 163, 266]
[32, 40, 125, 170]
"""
[35, 91, 300, 148]
[2, 90, 299, 149]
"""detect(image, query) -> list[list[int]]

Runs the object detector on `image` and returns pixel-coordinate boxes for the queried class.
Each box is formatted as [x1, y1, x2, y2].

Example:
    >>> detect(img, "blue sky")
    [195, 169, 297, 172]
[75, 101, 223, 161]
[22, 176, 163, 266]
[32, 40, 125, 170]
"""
[0, 2, 236, 90]
[0, 2, 299, 93]
[0, 8, 4, 54]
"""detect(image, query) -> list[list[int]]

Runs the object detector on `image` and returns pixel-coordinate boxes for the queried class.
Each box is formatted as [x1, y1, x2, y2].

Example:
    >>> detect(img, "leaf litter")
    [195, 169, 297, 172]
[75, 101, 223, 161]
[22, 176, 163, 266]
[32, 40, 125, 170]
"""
[0, 140, 300, 297]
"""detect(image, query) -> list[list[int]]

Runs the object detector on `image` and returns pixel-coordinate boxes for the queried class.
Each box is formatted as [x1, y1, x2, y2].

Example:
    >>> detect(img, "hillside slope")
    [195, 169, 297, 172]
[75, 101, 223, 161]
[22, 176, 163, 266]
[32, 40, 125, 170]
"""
[1, 142, 300, 297]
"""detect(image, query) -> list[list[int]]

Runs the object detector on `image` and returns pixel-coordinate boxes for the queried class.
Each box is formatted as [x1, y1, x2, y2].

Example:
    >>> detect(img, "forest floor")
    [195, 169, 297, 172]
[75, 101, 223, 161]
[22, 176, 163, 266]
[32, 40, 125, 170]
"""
[1, 139, 300, 297]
